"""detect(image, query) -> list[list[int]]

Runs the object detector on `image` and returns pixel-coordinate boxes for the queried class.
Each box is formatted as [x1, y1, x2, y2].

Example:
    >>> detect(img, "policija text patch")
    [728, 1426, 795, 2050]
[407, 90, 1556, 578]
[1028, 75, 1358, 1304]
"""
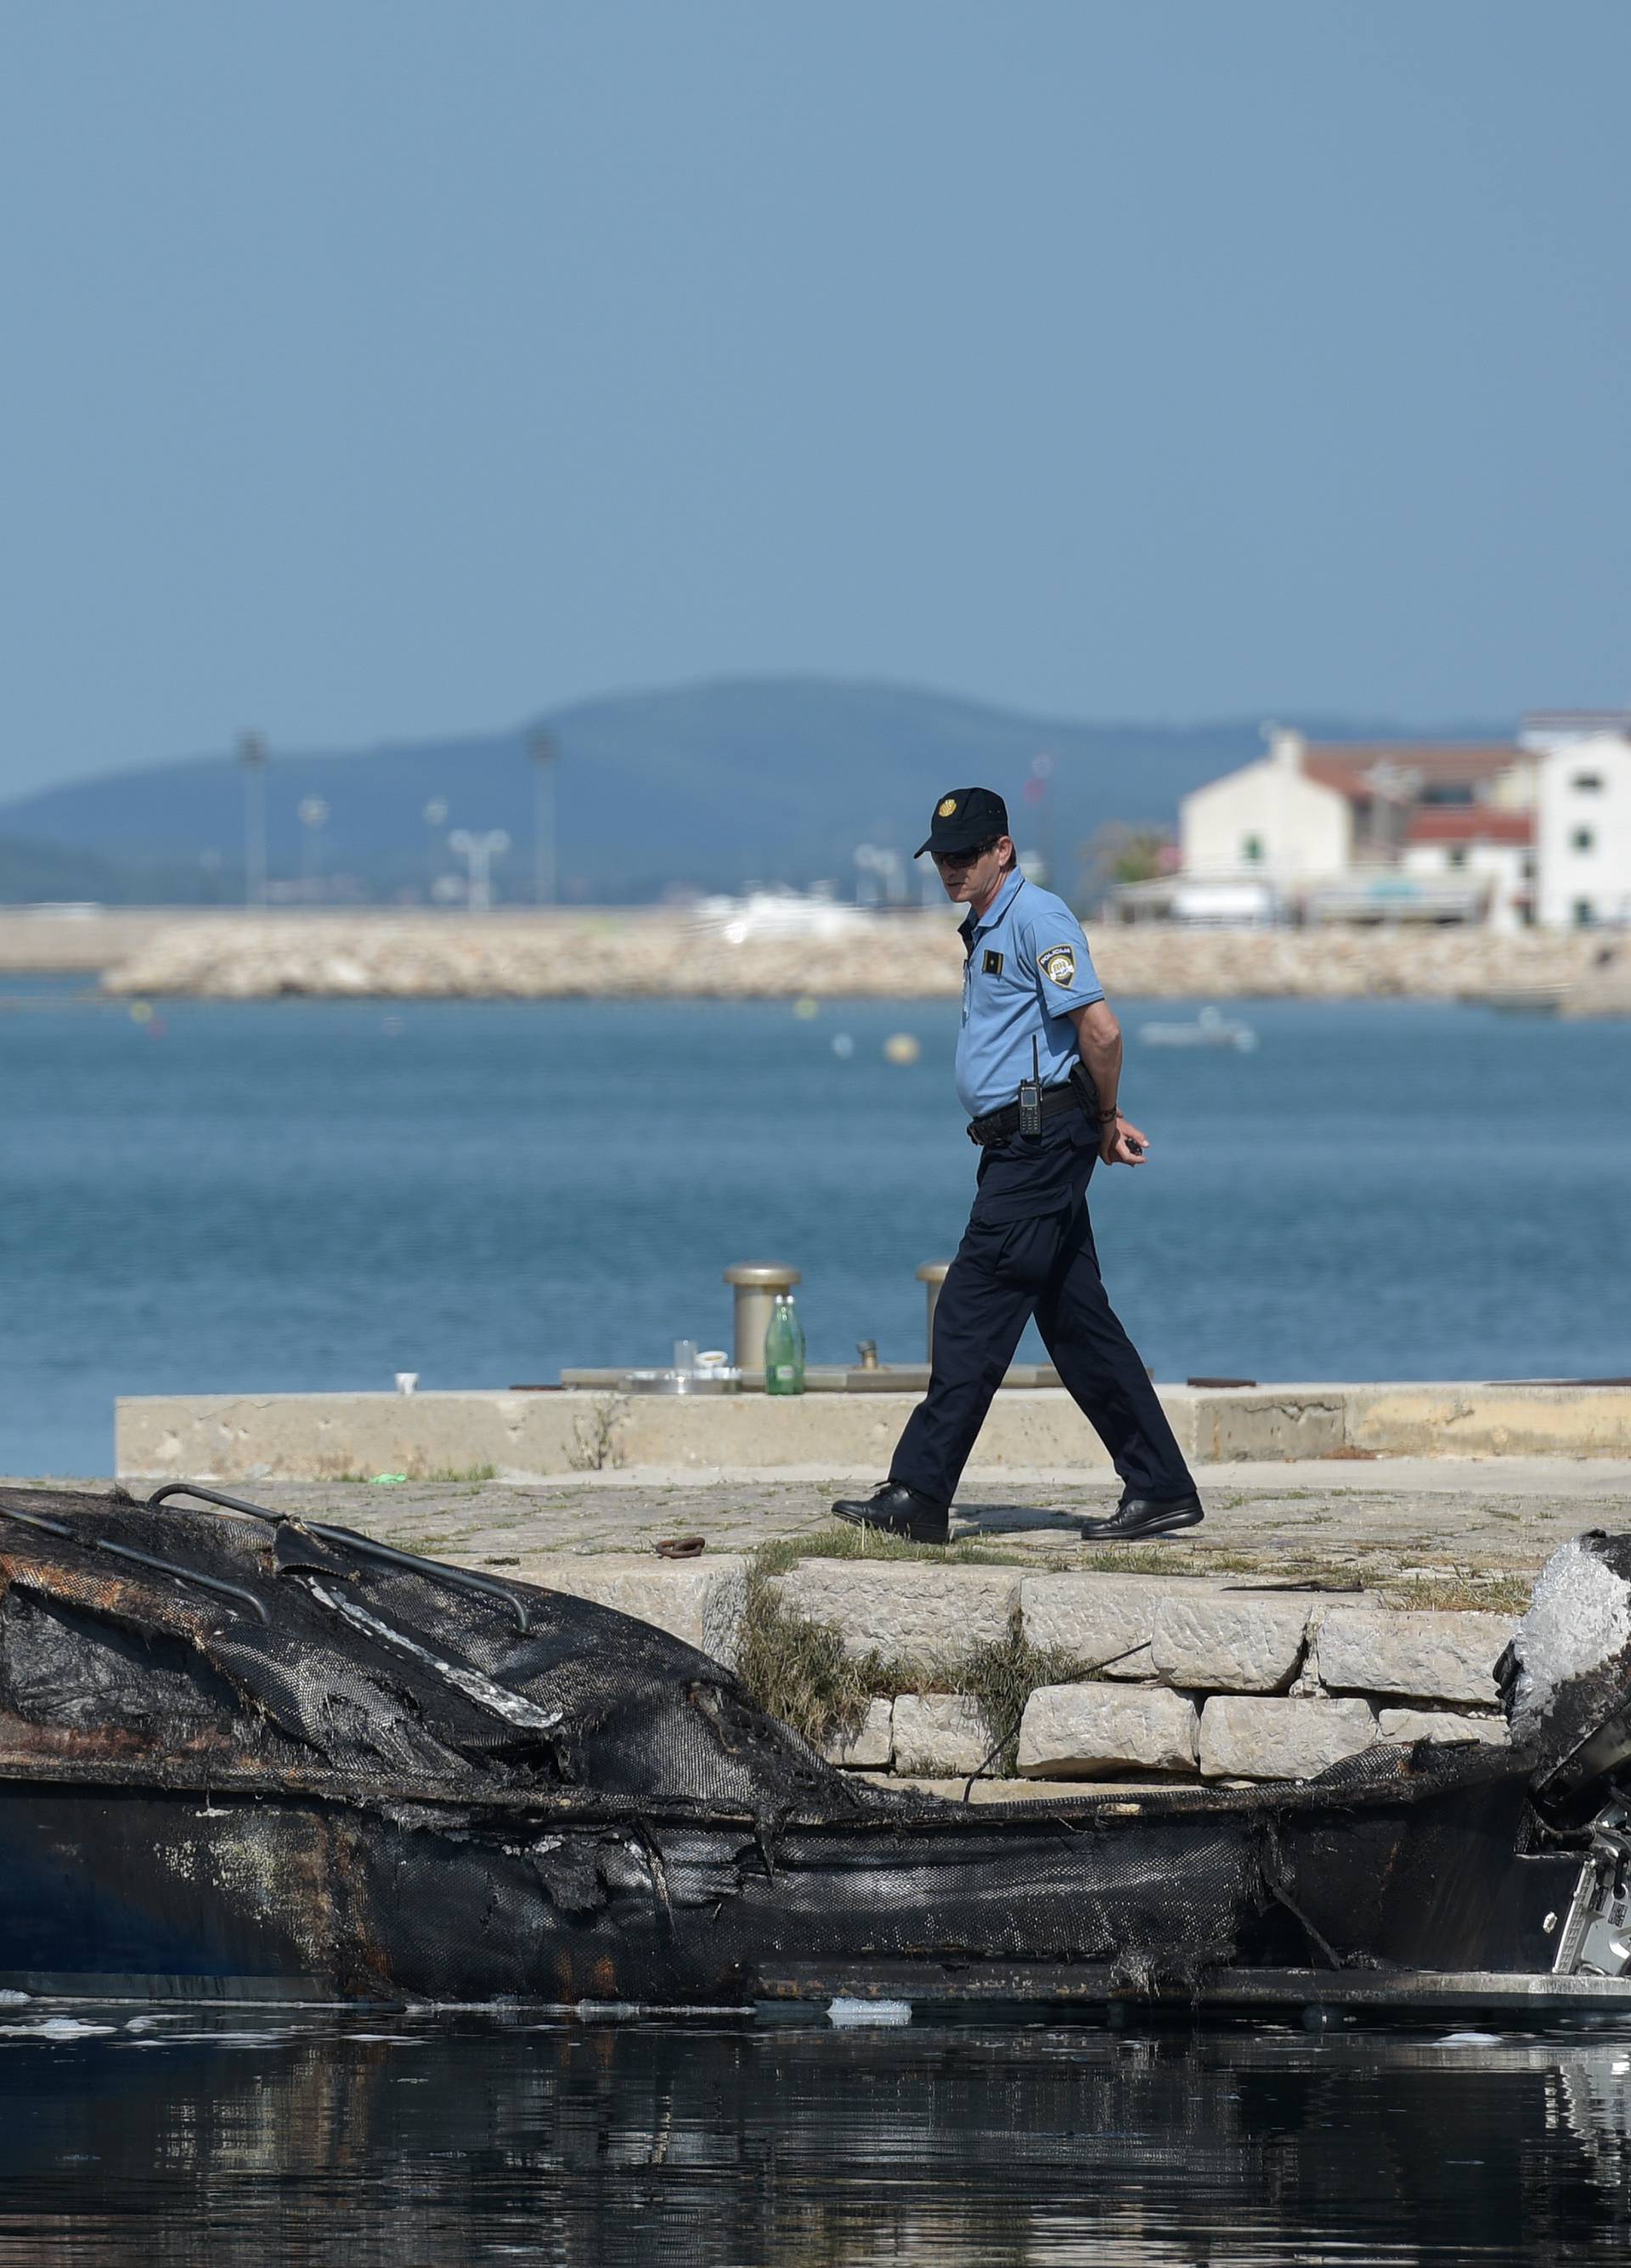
[1039, 945, 1076, 987]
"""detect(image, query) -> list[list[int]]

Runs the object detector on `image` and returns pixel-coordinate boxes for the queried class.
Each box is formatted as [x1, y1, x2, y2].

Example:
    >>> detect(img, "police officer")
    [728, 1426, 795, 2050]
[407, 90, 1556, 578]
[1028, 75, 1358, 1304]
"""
[833, 787, 1203, 1548]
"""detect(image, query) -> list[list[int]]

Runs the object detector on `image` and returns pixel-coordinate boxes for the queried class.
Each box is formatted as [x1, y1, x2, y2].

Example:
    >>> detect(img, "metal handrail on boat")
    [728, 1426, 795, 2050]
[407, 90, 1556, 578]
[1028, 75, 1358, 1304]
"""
[0, 1501, 270, 1626]
[145, 1480, 532, 1632]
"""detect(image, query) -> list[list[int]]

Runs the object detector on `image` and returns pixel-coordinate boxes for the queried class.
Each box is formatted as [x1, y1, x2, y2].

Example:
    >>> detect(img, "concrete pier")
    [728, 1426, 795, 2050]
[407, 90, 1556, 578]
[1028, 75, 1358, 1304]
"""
[116, 1377, 1631, 1484]
[49, 1453, 1631, 1797]
[100, 1368, 1631, 1797]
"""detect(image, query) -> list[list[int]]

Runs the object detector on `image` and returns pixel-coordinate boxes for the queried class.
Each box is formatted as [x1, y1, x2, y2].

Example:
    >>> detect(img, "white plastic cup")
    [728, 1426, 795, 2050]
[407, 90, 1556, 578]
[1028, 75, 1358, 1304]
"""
[395, 1372, 419, 1396]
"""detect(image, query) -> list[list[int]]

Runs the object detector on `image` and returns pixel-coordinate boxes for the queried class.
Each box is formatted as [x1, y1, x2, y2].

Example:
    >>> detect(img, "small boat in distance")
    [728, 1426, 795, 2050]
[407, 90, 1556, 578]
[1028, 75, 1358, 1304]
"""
[1138, 1005, 1259, 1052]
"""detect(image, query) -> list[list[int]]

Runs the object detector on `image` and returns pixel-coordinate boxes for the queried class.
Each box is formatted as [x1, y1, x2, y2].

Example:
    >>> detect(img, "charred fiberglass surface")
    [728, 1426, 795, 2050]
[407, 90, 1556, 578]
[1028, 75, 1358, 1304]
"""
[0, 1484, 1629, 2011]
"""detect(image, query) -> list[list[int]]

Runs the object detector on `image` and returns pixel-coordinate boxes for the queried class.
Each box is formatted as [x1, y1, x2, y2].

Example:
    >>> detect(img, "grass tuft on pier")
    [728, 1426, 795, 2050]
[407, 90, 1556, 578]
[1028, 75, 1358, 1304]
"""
[733, 1545, 882, 1749]
[958, 1611, 1094, 1776]
[736, 1543, 1100, 1762]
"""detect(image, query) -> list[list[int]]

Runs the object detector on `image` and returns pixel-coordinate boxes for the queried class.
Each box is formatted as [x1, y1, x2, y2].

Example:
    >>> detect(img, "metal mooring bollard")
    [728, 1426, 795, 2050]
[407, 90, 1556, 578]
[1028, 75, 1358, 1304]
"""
[723, 1262, 802, 1374]
[916, 1261, 951, 1362]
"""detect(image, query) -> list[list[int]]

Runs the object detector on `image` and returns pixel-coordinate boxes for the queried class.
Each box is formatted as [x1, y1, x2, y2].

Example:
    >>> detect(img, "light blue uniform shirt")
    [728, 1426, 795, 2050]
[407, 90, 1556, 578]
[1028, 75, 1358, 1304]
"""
[955, 870, 1104, 1120]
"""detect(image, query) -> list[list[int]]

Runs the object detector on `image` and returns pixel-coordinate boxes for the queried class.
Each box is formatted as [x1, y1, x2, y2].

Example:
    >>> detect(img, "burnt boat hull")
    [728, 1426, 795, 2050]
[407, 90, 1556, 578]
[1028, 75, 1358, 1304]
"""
[2, 1487, 1626, 2018]
[0, 1769, 1584, 2011]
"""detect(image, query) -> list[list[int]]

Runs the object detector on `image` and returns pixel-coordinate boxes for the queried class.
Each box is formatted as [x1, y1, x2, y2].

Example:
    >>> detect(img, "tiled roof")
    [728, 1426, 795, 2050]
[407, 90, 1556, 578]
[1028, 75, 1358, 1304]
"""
[1303, 743, 1526, 801]
[1404, 808, 1534, 846]
[1523, 711, 1631, 729]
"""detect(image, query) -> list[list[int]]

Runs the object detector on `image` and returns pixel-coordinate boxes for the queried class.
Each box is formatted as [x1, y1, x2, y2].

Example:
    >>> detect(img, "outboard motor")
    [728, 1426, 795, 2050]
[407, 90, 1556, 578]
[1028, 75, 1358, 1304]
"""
[1501, 1532, 1631, 1980]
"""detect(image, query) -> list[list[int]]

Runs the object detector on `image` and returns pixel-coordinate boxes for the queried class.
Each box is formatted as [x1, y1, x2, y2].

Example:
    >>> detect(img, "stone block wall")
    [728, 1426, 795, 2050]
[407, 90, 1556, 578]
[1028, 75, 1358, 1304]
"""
[782, 1566, 1518, 1786]
[1017, 1686, 1200, 1778]
[520, 1556, 1517, 1787]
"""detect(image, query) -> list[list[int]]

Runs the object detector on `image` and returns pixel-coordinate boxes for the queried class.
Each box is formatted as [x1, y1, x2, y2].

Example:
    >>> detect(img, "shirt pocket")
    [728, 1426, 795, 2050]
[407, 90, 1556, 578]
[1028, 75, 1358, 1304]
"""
[983, 950, 1032, 1010]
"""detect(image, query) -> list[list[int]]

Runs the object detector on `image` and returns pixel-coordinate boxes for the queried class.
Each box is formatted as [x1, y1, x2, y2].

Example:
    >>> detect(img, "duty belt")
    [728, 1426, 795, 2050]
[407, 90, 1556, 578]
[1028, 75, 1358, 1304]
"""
[967, 1082, 1086, 1148]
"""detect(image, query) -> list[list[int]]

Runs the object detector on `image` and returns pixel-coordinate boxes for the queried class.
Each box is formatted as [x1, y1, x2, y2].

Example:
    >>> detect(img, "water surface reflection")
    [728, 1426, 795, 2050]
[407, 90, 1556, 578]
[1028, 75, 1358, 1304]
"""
[0, 2006, 1628, 2263]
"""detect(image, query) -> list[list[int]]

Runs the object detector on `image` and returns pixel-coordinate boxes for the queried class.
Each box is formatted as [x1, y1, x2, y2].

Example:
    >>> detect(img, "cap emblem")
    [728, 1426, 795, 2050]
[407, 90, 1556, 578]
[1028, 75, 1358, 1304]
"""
[937, 797, 957, 818]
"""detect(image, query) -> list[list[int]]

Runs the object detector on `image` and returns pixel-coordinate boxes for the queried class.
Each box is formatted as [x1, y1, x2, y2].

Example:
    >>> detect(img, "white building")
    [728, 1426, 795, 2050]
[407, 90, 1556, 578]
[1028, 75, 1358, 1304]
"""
[1399, 809, 1535, 934]
[1173, 729, 1534, 921]
[1523, 714, 1631, 929]
[1177, 731, 1352, 905]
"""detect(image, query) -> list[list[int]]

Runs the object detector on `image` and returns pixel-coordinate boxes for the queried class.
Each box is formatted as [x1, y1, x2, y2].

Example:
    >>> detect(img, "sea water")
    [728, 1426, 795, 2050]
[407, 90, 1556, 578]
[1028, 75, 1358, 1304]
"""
[0, 2004, 1626, 2262]
[0, 985, 1627, 1475]
[2, 990, 1630, 2260]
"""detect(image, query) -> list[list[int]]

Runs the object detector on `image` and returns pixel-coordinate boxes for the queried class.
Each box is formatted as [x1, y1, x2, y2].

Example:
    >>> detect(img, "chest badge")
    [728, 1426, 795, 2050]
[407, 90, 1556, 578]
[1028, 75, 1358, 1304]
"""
[982, 948, 1004, 976]
[1039, 945, 1076, 987]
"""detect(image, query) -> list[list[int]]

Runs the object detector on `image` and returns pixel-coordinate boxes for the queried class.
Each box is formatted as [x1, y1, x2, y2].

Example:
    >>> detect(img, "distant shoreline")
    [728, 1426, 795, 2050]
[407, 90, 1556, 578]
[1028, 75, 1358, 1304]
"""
[0, 906, 1600, 1006]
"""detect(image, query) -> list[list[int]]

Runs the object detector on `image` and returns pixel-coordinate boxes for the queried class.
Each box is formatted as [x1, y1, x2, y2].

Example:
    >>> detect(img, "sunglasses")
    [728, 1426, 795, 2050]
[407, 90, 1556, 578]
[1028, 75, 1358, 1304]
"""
[933, 838, 1000, 869]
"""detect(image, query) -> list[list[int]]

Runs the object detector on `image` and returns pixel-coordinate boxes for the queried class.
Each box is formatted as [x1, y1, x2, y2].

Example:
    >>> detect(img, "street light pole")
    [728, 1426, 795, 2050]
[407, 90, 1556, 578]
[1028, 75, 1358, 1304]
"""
[421, 798, 449, 900]
[297, 797, 329, 897]
[529, 731, 558, 906]
[448, 829, 511, 913]
[239, 731, 268, 906]
[1028, 750, 1056, 892]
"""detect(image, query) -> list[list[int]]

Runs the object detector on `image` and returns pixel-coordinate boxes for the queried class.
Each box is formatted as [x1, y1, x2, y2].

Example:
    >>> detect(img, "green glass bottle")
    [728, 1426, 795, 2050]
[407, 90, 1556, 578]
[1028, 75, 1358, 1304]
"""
[764, 1292, 806, 1396]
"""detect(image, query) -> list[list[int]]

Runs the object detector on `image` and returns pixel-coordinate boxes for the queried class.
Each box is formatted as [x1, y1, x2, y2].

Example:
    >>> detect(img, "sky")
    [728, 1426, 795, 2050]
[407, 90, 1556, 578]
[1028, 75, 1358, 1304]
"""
[0, 1, 1628, 801]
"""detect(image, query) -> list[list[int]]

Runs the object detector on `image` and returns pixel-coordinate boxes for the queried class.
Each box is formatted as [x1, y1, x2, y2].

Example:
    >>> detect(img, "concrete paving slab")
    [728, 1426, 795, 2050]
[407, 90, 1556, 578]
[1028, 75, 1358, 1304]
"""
[14, 1455, 1631, 1592]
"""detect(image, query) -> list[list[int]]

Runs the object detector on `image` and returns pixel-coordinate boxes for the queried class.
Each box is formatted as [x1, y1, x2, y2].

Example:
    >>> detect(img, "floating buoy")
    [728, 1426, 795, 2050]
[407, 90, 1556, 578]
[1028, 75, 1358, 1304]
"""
[832, 1033, 855, 1059]
[883, 1033, 921, 1066]
[793, 996, 821, 1021]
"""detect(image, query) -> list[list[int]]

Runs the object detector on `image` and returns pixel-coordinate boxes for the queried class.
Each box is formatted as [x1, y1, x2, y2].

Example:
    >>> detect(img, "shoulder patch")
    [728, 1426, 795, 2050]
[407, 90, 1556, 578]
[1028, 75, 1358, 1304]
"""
[1039, 945, 1076, 988]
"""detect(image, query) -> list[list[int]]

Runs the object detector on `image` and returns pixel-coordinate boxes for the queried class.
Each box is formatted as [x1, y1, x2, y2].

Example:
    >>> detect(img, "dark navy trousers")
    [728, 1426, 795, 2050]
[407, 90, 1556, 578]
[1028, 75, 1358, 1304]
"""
[889, 1109, 1194, 1508]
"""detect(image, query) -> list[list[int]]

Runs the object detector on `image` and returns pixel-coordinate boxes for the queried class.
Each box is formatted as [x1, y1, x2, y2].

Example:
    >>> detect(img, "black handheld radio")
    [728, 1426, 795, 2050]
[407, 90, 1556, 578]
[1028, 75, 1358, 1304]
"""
[1018, 1035, 1042, 1137]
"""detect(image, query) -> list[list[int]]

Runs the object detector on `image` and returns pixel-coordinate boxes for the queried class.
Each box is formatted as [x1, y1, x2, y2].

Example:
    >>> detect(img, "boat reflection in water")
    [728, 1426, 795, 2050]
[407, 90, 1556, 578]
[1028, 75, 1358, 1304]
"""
[0, 2008, 1628, 2265]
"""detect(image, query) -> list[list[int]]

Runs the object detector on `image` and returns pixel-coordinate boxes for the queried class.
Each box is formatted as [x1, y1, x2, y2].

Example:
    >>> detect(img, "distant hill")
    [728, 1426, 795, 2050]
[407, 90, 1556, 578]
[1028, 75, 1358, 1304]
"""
[0, 676, 1510, 906]
[0, 834, 244, 906]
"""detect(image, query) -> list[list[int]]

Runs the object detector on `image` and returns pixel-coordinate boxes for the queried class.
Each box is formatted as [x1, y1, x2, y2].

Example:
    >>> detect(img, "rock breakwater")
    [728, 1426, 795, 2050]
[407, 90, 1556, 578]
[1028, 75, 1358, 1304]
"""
[99, 910, 1612, 1001]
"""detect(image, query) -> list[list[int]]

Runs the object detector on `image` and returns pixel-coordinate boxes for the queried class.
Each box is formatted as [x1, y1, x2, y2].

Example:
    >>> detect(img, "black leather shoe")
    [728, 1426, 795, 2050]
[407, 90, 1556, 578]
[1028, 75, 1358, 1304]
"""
[832, 1481, 950, 1545]
[1079, 1492, 1205, 1542]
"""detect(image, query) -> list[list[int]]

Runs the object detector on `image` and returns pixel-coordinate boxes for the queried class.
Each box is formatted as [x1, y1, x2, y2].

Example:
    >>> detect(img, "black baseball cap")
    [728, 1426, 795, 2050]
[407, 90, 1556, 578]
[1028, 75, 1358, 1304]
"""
[915, 786, 1010, 859]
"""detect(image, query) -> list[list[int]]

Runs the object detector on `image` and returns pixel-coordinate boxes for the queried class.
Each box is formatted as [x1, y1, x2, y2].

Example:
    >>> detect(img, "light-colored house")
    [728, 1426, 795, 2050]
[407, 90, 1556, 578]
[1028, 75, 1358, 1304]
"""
[1173, 729, 1534, 920]
[1177, 731, 1352, 902]
[1299, 740, 1536, 865]
[1399, 808, 1535, 934]
[1523, 714, 1631, 929]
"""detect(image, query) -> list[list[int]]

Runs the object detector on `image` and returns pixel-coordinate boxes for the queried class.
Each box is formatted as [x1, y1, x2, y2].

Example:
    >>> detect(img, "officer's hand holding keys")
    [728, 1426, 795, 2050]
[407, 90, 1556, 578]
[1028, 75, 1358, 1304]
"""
[1101, 1112, 1148, 1167]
